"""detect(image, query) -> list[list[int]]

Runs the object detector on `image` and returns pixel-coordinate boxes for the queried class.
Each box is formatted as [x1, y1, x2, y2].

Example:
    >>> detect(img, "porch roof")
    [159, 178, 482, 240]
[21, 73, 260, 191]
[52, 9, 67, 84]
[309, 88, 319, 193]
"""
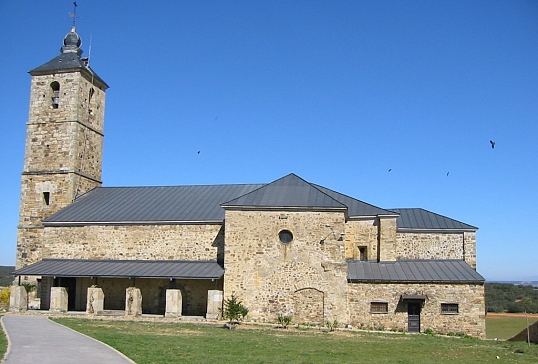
[11, 259, 224, 280]
[347, 260, 484, 283]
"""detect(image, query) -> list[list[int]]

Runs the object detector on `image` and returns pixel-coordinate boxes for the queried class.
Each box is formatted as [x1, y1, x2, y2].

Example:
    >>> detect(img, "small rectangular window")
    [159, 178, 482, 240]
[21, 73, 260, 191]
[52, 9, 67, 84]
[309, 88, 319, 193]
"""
[359, 246, 367, 261]
[370, 302, 388, 313]
[441, 303, 459, 314]
[43, 192, 50, 206]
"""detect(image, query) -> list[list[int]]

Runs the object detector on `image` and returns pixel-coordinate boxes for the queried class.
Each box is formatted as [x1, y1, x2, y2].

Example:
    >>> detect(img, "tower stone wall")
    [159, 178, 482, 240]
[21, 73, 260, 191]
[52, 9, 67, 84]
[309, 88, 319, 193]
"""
[16, 28, 107, 269]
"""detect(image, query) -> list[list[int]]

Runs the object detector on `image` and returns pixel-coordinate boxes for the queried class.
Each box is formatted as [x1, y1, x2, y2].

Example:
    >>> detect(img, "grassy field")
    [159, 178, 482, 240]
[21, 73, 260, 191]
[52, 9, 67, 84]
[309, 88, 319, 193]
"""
[0, 316, 6, 361]
[486, 313, 538, 340]
[1, 315, 536, 363]
[52, 318, 537, 364]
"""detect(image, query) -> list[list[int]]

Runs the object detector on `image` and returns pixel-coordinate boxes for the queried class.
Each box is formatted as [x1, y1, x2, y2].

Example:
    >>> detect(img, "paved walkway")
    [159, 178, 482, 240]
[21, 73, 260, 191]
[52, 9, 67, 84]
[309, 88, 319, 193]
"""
[1, 314, 135, 364]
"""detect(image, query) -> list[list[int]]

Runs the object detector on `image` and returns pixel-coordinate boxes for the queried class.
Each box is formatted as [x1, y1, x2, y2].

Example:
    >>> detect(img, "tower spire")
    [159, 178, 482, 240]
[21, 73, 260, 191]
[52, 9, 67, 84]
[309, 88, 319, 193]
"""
[68, 1, 79, 27]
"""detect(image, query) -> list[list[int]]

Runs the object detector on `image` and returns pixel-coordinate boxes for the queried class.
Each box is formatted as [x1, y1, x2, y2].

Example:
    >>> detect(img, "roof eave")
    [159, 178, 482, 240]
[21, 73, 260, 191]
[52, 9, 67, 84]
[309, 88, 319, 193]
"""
[43, 220, 224, 227]
[397, 228, 478, 233]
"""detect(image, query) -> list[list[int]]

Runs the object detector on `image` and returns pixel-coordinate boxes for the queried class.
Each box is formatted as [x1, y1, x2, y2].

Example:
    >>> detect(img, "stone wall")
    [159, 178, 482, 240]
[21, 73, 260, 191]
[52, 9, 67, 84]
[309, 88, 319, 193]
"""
[223, 210, 349, 324]
[348, 282, 485, 338]
[344, 219, 378, 261]
[395, 231, 476, 268]
[42, 224, 224, 261]
[17, 71, 106, 269]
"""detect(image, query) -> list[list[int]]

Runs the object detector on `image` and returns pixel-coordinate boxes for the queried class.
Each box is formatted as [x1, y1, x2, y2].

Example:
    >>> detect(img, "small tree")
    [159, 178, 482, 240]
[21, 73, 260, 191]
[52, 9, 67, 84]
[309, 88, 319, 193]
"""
[221, 293, 249, 329]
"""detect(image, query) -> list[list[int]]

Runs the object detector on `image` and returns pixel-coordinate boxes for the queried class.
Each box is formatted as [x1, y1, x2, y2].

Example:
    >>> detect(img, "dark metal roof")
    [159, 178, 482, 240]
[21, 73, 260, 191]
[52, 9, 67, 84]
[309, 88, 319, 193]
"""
[43, 174, 475, 231]
[222, 174, 347, 210]
[11, 259, 224, 279]
[347, 260, 484, 283]
[29, 27, 108, 89]
[44, 184, 263, 225]
[314, 184, 398, 217]
[389, 208, 477, 232]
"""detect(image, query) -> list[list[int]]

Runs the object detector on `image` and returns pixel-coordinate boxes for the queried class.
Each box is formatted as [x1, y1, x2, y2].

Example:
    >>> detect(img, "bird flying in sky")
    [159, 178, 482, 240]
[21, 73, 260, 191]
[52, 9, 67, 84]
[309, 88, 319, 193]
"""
[490, 140, 495, 149]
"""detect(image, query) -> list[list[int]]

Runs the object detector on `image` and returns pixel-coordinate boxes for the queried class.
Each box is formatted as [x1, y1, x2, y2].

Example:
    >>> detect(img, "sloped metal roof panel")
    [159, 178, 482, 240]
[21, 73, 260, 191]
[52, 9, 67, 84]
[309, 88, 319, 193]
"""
[44, 184, 263, 224]
[222, 174, 346, 209]
[11, 259, 224, 279]
[314, 185, 398, 217]
[389, 208, 477, 231]
[347, 260, 484, 283]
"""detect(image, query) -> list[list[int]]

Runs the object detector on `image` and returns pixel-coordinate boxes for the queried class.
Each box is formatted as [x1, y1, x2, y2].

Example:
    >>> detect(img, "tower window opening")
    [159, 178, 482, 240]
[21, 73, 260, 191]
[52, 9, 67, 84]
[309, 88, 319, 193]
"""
[50, 81, 60, 109]
[43, 192, 50, 206]
[358, 246, 367, 261]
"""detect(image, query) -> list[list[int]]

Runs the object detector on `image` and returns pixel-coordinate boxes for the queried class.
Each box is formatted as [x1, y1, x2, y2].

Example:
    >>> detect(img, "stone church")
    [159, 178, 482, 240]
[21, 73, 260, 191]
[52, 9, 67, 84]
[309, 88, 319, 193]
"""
[12, 25, 486, 337]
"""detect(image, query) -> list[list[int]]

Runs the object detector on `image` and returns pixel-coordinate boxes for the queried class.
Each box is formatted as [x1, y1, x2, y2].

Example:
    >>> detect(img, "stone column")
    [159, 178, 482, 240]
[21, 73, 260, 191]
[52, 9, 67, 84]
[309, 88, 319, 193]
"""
[125, 287, 142, 316]
[206, 290, 223, 320]
[49, 287, 68, 313]
[9, 286, 28, 312]
[86, 287, 105, 314]
[165, 289, 182, 318]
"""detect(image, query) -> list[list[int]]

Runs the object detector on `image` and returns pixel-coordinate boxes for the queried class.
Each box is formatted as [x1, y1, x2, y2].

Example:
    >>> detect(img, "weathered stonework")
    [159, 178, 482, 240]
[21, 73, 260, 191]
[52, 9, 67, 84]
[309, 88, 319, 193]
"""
[17, 70, 106, 269]
[9, 286, 28, 312]
[223, 210, 349, 323]
[42, 224, 223, 261]
[348, 282, 486, 338]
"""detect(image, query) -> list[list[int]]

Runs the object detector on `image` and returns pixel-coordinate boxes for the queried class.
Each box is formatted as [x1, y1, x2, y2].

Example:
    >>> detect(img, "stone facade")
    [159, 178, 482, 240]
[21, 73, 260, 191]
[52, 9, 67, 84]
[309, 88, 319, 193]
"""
[17, 69, 106, 269]
[224, 210, 349, 323]
[42, 224, 224, 261]
[348, 282, 486, 338]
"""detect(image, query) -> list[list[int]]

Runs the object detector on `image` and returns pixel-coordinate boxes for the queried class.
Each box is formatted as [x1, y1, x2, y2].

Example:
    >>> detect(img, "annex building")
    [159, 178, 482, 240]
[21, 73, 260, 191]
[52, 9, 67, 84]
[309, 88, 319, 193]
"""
[12, 25, 486, 337]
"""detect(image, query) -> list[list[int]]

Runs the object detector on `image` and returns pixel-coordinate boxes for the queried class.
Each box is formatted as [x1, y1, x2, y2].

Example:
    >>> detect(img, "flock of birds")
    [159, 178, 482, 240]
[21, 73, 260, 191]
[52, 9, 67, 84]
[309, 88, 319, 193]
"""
[386, 140, 496, 176]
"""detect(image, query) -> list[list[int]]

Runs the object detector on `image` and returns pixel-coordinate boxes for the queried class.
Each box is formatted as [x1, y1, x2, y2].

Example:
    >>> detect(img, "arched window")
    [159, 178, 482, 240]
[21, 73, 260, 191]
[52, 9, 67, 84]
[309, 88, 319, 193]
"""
[88, 88, 95, 115]
[50, 81, 60, 109]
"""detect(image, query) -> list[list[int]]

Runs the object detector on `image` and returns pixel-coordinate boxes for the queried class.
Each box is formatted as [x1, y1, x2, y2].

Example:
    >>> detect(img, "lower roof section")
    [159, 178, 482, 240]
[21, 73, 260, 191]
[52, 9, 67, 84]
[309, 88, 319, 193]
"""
[11, 259, 224, 280]
[347, 259, 484, 283]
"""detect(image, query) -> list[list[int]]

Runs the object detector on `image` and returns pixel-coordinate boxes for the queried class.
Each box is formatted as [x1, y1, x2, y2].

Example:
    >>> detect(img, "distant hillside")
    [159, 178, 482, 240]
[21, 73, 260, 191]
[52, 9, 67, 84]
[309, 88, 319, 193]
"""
[0, 266, 15, 286]
[486, 283, 538, 313]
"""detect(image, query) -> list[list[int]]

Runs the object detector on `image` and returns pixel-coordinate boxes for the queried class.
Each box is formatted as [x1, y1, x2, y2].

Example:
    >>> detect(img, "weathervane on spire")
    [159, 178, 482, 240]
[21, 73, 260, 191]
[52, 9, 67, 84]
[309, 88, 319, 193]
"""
[68, 1, 79, 27]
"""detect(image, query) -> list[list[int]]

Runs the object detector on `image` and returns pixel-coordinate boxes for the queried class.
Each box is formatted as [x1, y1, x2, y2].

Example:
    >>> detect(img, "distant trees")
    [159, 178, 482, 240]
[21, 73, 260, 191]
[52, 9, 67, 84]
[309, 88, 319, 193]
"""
[485, 283, 538, 314]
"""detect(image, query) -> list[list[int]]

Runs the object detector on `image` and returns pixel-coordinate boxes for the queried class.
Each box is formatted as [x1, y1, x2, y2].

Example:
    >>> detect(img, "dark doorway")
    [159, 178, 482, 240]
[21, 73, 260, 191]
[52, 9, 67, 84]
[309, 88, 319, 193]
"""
[407, 302, 421, 333]
[54, 277, 77, 311]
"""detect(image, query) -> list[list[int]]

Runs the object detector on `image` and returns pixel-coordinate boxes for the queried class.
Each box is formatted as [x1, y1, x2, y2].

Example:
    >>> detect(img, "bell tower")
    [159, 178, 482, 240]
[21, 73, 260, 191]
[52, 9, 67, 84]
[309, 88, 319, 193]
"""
[16, 25, 109, 269]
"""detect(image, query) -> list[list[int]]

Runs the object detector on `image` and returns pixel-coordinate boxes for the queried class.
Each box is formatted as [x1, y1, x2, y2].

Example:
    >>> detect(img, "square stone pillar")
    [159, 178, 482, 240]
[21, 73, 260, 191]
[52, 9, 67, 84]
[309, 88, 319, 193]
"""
[9, 286, 27, 312]
[50, 287, 68, 313]
[165, 289, 182, 318]
[206, 290, 223, 320]
[125, 287, 142, 316]
[86, 287, 105, 314]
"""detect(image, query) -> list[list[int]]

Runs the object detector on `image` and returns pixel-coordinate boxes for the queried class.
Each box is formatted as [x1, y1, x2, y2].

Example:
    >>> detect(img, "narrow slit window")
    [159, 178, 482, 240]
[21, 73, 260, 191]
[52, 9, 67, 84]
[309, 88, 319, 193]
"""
[359, 246, 367, 261]
[50, 81, 60, 109]
[43, 192, 50, 206]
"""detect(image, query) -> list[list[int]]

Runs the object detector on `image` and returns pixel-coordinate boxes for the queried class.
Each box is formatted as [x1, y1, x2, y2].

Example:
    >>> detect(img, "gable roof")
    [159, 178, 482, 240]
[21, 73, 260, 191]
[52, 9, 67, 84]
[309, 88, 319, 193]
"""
[314, 184, 397, 218]
[389, 208, 477, 232]
[347, 260, 484, 283]
[221, 173, 347, 211]
[43, 174, 473, 230]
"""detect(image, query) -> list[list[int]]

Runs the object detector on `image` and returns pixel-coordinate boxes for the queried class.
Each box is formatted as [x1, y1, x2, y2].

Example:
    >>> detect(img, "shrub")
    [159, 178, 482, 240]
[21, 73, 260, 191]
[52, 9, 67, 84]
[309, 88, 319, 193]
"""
[277, 315, 292, 328]
[0, 287, 10, 309]
[221, 293, 249, 329]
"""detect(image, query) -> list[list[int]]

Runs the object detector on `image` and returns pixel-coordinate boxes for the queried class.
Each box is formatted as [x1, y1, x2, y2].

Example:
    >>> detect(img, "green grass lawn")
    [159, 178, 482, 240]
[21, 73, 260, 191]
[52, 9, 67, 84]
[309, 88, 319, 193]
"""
[53, 318, 538, 364]
[0, 316, 7, 361]
[486, 313, 538, 340]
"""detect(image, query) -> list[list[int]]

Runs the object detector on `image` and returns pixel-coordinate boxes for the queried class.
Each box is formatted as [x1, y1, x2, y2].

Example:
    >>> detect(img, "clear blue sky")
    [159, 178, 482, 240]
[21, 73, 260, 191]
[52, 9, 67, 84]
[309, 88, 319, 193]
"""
[1, 1, 537, 281]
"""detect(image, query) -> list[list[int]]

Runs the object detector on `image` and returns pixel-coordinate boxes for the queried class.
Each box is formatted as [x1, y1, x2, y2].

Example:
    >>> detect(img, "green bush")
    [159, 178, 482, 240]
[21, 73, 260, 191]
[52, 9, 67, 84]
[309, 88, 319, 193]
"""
[277, 315, 292, 328]
[221, 293, 249, 328]
[0, 287, 10, 309]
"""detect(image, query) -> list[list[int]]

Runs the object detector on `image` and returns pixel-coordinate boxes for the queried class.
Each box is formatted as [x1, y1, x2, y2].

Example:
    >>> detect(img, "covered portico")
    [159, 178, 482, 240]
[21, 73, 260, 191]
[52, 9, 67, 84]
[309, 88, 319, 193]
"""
[11, 259, 224, 317]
